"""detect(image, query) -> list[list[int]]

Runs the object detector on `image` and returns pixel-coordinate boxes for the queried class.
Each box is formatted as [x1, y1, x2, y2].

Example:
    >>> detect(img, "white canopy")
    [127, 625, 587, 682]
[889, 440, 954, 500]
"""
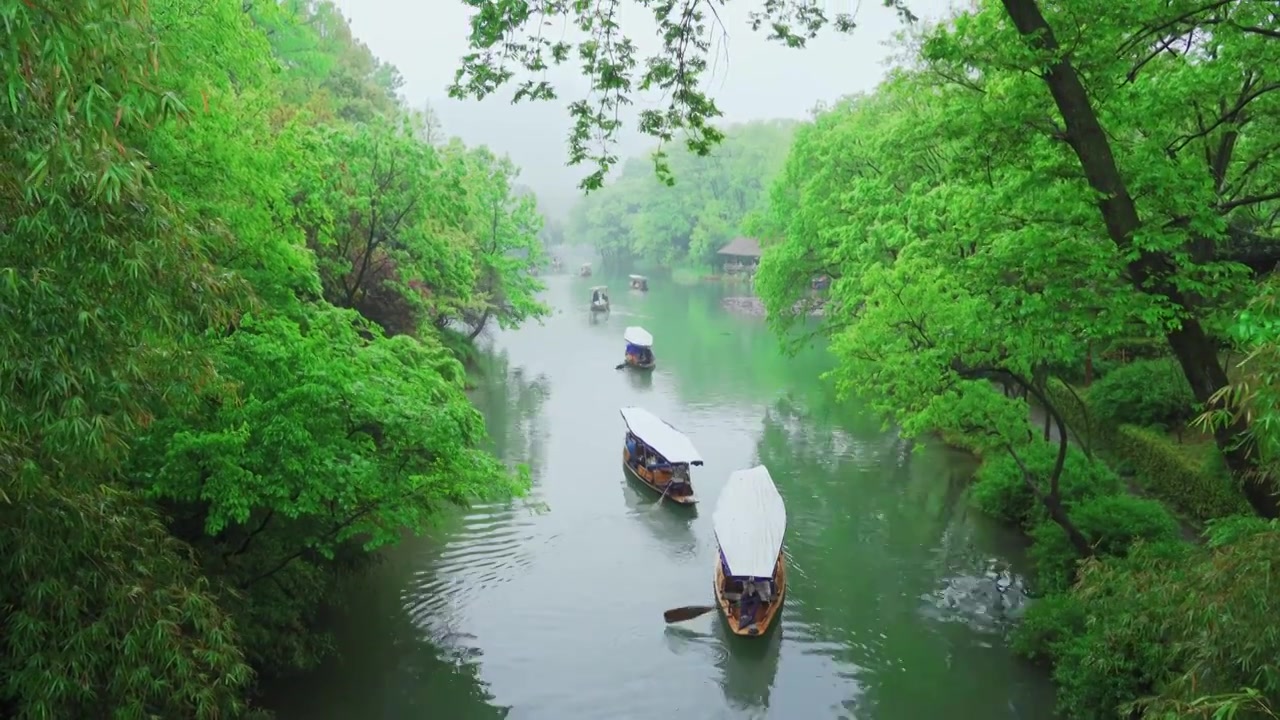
[713, 465, 786, 579]
[623, 326, 653, 347]
[619, 407, 703, 465]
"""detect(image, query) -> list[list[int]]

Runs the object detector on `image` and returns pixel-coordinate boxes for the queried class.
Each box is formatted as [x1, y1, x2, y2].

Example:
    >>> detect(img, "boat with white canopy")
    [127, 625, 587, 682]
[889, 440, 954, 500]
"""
[620, 406, 702, 505]
[622, 326, 655, 369]
[712, 465, 787, 635]
[589, 285, 610, 313]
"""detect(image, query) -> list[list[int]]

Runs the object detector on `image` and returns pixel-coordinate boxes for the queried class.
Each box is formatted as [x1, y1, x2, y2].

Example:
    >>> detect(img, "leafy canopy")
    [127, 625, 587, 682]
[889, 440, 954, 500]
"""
[2, 0, 550, 715]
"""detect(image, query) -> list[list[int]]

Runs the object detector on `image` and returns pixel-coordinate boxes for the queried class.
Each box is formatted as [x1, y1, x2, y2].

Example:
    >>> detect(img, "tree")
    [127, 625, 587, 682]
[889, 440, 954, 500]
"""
[287, 118, 477, 336]
[443, 142, 551, 339]
[127, 307, 524, 668]
[566, 120, 797, 269]
[979, 0, 1280, 517]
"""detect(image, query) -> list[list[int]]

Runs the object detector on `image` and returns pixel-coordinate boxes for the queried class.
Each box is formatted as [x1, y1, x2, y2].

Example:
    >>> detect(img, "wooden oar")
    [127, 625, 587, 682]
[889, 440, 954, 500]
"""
[615, 362, 626, 370]
[651, 479, 674, 510]
[664, 605, 718, 623]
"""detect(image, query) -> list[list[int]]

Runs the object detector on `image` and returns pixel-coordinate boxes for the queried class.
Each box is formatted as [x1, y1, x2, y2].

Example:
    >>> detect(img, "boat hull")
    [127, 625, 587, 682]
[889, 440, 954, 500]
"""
[621, 448, 696, 505]
[624, 357, 656, 370]
[714, 551, 786, 637]
[591, 302, 609, 313]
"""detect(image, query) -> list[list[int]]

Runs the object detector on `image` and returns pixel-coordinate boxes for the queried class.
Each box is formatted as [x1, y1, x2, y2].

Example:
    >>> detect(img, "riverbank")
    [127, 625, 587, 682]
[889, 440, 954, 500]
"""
[721, 296, 825, 317]
[939, 358, 1258, 717]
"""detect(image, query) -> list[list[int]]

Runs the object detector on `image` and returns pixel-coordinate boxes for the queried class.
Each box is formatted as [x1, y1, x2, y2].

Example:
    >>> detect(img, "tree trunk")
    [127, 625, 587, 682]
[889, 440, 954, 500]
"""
[467, 309, 491, 341]
[961, 364, 1094, 555]
[998, 0, 1278, 518]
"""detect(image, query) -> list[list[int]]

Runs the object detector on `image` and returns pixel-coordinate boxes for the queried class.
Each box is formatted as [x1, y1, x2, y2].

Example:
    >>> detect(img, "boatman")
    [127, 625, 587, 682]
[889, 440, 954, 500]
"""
[740, 579, 760, 626]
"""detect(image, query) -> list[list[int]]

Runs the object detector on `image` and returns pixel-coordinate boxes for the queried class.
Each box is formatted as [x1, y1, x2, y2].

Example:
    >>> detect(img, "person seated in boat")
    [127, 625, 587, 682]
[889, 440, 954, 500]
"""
[738, 578, 773, 626]
[600, 290, 609, 303]
[592, 289, 600, 302]
[626, 434, 638, 458]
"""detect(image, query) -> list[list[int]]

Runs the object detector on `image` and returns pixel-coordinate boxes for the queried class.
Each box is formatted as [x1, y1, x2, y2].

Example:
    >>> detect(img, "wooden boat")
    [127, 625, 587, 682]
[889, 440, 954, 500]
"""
[712, 465, 787, 636]
[579, 262, 593, 277]
[622, 326, 655, 370]
[619, 406, 702, 505]
[590, 285, 610, 313]
[629, 274, 649, 291]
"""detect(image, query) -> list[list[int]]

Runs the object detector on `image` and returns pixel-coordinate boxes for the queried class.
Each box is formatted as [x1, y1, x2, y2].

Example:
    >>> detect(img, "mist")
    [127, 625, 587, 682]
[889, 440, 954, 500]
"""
[330, 0, 958, 219]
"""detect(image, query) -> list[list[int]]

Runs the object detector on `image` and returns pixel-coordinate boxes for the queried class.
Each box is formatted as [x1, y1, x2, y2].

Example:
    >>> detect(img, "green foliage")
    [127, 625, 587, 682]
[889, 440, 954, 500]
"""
[1197, 278, 1280, 486]
[1087, 358, 1197, 430]
[1, 0, 541, 714]
[1048, 532, 1280, 719]
[127, 308, 523, 667]
[566, 121, 797, 269]
[1009, 592, 1086, 664]
[1043, 378, 1250, 522]
[971, 443, 1120, 527]
[1041, 379, 1096, 451]
[1029, 494, 1180, 594]
[1, 475, 253, 719]
[1111, 425, 1249, 522]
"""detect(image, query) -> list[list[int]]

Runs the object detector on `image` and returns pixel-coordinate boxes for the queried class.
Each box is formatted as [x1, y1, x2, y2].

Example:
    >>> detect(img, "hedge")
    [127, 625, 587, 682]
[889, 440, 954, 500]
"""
[1109, 425, 1250, 522]
[1043, 379, 1097, 450]
[1042, 378, 1248, 524]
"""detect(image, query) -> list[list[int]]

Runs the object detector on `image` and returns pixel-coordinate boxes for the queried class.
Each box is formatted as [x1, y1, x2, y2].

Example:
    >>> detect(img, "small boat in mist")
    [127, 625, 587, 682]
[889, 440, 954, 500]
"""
[622, 326, 655, 369]
[712, 465, 787, 636]
[590, 285, 610, 313]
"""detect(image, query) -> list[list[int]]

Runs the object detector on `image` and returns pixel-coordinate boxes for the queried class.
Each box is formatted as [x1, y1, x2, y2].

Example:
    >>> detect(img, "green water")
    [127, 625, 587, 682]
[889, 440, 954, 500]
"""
[266, 274, 1056, 719]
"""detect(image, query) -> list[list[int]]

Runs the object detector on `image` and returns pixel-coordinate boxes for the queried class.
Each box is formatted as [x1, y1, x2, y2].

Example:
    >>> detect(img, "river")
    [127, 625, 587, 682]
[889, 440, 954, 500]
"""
[266, 272, 1057, 719]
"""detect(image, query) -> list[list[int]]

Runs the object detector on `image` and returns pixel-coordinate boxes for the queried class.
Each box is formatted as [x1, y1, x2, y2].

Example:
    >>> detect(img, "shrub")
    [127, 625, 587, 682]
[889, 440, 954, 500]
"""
[1011, 592, 1086, 664]
[1110, 425, 1249, 521]
[971, 442, 1121, 527]
[1042, 379, 1097, 451]
[1087, 358, 1196, 430]
[1028, 494, 1181, 593]
[1048, 535, 1280, 720]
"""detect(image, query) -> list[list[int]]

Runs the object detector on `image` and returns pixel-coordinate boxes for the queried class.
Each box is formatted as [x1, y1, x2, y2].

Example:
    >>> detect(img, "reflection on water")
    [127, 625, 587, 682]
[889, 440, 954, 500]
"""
[471, 350, 551, 474]
[625, 368, 653, 390]
[716, 613, 784, 714]
[618, 469, 698, 559]
[268, 274, 1056, 720]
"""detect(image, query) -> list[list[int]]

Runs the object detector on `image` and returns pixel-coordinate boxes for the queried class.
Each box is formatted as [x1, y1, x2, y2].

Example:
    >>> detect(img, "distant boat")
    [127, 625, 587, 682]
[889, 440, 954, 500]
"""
[590, 285, 610, 313]
[713, 465, 787, 636]
[623, 326, 655, 369]
[620, 406, 702, 505]
[629, 274, 649, 291]
[580, 262, 593, 277]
